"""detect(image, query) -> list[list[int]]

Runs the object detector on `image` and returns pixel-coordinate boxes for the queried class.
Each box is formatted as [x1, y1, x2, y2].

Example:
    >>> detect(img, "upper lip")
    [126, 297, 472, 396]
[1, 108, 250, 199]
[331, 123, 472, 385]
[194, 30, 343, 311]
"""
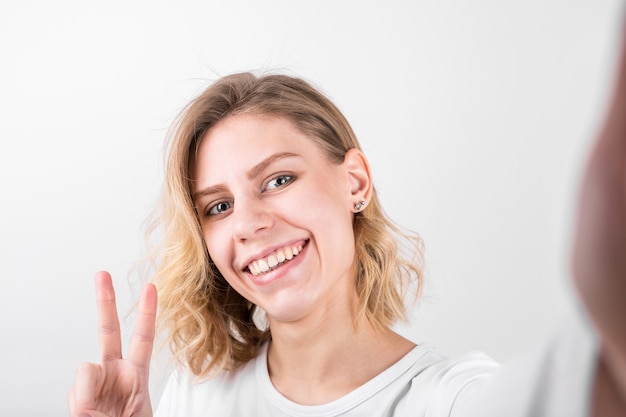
[239, 238, 309, 272]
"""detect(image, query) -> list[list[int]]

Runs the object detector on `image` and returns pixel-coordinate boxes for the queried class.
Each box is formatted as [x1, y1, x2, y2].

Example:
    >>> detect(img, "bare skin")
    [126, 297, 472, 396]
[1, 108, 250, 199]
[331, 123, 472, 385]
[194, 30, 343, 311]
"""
[268, 328, 414, 405]
[265, 279, 415, 405]
[573, 24, 626, 417]
[67, 272, 157, 417]
[192, 113, 416, 406]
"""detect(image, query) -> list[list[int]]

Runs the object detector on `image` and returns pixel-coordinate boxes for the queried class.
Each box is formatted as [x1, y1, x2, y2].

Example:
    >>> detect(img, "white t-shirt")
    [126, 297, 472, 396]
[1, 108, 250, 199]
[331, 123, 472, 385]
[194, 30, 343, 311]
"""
[464, 310, 598, 417]
[155, 343, 497, 417]
[154, 312, 596, 417]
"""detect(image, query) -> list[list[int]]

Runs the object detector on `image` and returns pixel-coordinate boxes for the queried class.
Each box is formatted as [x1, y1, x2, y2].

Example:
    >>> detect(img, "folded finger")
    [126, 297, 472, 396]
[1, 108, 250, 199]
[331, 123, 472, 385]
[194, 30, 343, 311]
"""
[73, 362, 100, 413]
[95, 271, 122, 362]
[128, 283, 157, 369]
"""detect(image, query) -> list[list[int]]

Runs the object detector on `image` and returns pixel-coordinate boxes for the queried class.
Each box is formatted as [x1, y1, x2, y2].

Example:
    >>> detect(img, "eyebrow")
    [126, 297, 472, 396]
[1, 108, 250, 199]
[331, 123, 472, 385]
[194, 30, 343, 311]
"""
[246, 152, 299, 181]
[192, 183, 228, 200]
[192, 152, 300, 200]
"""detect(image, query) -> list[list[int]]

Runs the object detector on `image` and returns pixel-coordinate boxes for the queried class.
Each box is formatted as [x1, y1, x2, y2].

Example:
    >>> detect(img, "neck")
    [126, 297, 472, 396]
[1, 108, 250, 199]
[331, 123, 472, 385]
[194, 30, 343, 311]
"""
[266, 303, 415, 405]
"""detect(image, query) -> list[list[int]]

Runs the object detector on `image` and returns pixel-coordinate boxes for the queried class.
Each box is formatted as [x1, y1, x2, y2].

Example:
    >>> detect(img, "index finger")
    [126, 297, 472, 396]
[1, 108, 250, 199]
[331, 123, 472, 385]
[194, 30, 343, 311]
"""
[128, 283, 157, 369]
[95, 271, 122, 362]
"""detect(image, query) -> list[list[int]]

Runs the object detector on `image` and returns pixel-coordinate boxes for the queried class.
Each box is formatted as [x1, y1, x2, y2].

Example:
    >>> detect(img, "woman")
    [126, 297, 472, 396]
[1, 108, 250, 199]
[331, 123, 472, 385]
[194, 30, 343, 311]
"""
[69, 73, 498, 416]
[68, 31, 626, 415]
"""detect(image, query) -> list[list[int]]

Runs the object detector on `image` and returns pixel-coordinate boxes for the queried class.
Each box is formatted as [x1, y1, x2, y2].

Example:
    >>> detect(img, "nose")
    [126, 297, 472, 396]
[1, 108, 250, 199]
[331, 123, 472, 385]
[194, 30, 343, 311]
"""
[232, 198, 273, 242]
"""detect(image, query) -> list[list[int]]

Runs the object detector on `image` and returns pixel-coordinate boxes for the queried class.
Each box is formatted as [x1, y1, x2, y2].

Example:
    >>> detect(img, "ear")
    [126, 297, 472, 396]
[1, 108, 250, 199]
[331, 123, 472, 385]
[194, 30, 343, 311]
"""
[342, 148, 373, 209]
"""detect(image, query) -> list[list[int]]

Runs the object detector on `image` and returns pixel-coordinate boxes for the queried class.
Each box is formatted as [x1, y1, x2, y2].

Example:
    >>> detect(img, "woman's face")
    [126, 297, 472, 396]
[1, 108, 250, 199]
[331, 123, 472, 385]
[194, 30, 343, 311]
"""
[191, 113, 362, 325]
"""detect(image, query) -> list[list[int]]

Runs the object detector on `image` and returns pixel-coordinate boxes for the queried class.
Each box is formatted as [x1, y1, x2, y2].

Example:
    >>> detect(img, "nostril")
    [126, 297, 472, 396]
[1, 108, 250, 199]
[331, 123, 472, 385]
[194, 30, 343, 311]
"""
[232, 207, 274, 241]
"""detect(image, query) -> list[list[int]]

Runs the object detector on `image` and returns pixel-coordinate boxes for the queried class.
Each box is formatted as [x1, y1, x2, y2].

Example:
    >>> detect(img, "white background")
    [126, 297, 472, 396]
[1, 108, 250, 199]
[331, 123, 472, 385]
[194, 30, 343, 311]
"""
[0, 0, 623, 415]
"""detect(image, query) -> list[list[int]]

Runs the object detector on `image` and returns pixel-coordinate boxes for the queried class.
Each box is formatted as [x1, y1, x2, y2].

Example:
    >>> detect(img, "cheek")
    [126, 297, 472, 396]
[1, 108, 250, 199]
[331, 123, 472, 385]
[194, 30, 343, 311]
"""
[204, 231, 251, 299]
[298, 185, 356, 257]
[203, 224, 252, 294]
[203, 227, 231, 275]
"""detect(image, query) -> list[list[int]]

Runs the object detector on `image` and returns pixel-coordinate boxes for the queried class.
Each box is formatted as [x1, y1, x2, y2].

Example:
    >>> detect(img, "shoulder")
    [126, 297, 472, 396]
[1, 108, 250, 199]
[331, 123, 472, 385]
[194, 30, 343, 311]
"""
[154, 351, 261, 417]
[391, 346, 499, 416]
[461, 310, 598, 417]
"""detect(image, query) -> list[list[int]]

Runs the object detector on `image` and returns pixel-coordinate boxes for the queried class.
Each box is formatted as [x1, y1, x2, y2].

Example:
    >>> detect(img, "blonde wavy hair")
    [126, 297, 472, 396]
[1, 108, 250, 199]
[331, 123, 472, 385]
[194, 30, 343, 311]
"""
[148, 72, 425, 378]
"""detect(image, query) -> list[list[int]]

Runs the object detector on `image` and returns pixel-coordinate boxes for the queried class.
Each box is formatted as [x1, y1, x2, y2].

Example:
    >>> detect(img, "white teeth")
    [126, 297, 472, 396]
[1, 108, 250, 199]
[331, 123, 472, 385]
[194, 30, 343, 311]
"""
[247, 243, 305, 276]
[258, 259, 269, 273]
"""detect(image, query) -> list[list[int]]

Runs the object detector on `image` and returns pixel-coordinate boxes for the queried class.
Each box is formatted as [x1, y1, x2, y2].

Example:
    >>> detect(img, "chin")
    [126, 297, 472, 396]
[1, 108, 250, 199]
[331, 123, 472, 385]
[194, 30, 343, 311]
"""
[262, 294, 317, 325]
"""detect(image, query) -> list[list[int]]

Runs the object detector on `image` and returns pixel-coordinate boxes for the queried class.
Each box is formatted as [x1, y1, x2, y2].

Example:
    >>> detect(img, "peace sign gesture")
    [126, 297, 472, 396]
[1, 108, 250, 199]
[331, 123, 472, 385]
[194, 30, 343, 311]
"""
[68, 271, 157, 417]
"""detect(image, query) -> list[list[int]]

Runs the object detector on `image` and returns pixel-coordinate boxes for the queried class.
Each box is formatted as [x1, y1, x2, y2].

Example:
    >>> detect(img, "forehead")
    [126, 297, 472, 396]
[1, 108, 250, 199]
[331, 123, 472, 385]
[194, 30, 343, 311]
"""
[190, 113, 329, 185]
[198, 114, 307, 161]
[206, 113, 300, 145]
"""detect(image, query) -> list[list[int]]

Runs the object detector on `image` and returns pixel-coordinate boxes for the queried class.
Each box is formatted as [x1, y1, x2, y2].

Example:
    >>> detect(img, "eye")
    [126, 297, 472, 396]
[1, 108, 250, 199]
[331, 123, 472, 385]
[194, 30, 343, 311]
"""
[207, 201, 232, 216]
[265, 174, 294, 191]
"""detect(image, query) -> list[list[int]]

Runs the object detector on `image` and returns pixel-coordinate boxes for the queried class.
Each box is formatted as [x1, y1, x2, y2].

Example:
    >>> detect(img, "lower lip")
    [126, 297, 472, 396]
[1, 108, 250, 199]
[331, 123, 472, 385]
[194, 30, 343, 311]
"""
[246, 243, 308, 287]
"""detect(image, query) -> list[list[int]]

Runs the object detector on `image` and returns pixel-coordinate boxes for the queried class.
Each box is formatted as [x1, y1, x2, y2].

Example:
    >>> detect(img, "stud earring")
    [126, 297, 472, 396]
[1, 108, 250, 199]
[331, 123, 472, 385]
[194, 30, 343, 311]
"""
[354, 200, 366, 211]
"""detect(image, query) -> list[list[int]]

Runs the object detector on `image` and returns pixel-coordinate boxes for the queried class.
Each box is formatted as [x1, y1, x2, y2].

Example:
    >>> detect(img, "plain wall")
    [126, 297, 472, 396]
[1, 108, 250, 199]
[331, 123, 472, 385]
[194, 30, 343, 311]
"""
[0, 0, 623, 415]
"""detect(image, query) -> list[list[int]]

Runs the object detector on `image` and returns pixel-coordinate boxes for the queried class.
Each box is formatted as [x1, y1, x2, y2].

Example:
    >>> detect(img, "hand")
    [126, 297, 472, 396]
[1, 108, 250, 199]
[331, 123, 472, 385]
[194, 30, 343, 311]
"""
[572, 23, 626, 415]
[68, 271, 157, 417]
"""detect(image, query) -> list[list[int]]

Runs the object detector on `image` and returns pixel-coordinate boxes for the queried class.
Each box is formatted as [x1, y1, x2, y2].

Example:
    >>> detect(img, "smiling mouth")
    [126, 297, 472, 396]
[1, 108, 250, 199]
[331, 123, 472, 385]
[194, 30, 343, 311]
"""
[247, 241, 307, 276]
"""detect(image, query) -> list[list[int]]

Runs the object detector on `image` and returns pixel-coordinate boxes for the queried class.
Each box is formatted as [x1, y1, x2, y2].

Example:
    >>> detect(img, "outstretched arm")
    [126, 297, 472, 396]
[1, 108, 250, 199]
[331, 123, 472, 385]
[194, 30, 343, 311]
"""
[572, 21, 626, 415]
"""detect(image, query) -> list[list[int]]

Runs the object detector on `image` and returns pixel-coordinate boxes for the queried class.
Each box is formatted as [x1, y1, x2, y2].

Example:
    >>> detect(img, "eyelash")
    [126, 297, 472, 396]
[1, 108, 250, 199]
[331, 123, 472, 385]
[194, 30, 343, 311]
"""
[203, 174, 295, 217]
[265, 174, 294, 191]
[206, 201, 232, 216]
